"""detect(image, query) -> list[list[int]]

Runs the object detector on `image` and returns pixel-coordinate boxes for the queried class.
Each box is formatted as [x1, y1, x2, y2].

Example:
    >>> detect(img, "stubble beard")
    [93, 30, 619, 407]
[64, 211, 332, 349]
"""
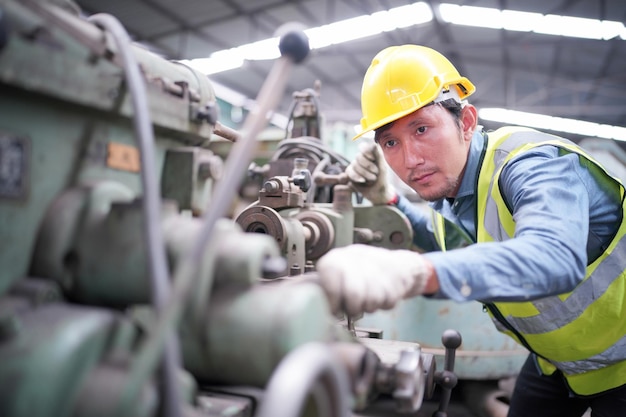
[414, 175, 459, 202]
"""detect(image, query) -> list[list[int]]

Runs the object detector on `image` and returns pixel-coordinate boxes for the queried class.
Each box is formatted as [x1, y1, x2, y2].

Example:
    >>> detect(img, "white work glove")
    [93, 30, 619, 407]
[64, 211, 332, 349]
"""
[316, 244, 429, 316]
[346, 142, 396, 205]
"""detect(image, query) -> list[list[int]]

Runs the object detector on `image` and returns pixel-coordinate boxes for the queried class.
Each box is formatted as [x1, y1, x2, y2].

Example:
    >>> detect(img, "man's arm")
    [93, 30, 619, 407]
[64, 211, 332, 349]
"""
[425, 147, 592, 302]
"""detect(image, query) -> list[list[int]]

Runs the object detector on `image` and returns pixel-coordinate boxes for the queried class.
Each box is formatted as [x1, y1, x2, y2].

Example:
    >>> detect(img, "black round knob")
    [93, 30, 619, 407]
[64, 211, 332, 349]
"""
[441, 329, 462, 349]
[292, 169, 312, 192]
[277, 23, 310, 63]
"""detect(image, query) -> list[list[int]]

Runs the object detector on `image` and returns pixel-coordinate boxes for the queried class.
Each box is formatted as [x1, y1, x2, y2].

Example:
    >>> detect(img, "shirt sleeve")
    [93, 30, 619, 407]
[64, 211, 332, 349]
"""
[423, 146, 590, 302]
[395, 194, 440, 251]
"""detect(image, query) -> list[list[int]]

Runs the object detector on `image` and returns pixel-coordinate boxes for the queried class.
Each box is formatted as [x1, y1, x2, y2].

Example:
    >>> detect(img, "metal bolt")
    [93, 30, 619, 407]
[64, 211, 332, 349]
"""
[263, 180, 280, 194]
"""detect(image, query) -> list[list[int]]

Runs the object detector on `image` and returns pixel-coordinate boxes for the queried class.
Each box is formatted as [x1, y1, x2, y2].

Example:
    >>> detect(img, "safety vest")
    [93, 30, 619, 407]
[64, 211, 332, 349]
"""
[433, 126, 626, 396]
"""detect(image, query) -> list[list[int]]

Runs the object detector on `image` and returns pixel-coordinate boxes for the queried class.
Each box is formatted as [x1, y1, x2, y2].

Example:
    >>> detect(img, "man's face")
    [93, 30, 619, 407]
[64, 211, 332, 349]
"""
[377, 104, 475, 201]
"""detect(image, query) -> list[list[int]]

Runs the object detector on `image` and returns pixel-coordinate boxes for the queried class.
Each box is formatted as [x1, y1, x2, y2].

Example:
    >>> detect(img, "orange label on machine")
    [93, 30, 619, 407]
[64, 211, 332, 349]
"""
[107, 142, 141, 172]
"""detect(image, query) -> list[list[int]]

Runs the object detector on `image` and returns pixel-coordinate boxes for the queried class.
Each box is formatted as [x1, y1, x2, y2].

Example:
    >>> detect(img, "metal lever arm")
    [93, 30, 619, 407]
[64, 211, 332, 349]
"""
[313, 172, 349, 186]
[433, 329, 462, 417]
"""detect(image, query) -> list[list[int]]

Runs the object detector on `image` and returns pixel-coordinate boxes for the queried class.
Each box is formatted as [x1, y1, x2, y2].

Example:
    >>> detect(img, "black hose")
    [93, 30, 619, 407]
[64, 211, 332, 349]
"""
[88, 13, 182, 417]
[274, 137, 351, 166]
[119, 46, 301, 415]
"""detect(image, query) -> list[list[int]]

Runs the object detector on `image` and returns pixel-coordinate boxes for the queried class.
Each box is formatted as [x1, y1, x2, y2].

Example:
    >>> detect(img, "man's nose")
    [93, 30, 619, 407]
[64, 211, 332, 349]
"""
[403, 142, 425, 168]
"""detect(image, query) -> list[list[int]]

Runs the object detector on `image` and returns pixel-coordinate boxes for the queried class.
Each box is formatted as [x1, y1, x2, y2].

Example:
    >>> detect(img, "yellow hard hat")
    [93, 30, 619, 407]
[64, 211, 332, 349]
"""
[353, 44, 476, 140]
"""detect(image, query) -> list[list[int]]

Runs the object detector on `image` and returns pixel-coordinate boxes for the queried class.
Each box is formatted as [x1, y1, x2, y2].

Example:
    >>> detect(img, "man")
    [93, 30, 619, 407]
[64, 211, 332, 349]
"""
[315, 44, 626, 416]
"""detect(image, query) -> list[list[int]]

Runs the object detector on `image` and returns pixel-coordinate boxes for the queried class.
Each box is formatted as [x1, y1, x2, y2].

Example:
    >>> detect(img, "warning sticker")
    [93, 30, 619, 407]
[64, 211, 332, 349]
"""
[107, 142, 141, 172]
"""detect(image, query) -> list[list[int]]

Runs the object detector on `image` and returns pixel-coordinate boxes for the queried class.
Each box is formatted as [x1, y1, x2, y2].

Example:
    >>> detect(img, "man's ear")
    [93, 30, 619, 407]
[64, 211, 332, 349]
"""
[461, 105, 478, 141]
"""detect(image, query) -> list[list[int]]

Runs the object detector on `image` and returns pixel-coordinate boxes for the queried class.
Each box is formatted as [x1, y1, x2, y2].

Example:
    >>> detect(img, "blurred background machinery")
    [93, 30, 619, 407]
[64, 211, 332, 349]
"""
[0, 1, 464, 417]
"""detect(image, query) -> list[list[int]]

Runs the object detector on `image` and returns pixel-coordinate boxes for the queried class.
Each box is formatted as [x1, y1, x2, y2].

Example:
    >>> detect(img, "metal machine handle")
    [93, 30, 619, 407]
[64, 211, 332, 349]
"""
[433, 329, 462, 417]
[313, 172, 349, 186]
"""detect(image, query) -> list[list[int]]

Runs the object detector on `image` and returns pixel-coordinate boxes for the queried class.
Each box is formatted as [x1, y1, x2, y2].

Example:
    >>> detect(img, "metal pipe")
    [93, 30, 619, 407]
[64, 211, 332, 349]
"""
[214, 121, 242, 142]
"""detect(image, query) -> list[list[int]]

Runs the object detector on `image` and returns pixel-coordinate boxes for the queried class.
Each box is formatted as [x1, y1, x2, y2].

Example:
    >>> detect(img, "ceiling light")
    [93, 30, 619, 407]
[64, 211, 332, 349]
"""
[439, 4, 626, 40]
[306, 3, 431, 49]
[183, 2, 624, 76]
[306, 15, 381, 49]
[179, 38, 281, 75]
[440, 5, 503, 30]
[179, 53, 243, 75]
[183, 2, 432, 74]
[479, 108, 626, 141]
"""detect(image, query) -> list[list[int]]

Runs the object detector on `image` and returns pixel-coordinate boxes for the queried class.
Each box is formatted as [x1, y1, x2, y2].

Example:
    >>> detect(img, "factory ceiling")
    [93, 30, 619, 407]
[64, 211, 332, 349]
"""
[74, 0, 626, 143]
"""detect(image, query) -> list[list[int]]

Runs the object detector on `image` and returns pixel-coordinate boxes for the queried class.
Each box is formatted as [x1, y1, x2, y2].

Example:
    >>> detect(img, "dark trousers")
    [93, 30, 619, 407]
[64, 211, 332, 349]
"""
[508, 355, 626, 417]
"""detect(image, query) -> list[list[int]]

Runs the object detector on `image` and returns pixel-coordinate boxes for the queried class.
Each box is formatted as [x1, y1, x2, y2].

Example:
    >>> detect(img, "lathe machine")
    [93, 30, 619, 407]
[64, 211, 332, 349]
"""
[0, 1, 461, 417]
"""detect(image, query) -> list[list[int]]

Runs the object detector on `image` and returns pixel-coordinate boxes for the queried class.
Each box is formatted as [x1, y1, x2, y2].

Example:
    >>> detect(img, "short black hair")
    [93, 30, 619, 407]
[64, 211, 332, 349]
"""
[439, 99, 463, 121]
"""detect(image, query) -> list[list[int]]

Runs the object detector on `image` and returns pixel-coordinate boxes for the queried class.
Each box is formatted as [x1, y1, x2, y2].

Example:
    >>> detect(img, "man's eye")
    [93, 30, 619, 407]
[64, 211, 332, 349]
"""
[416, 126, 427, 134]
[383, 139, 397, 148]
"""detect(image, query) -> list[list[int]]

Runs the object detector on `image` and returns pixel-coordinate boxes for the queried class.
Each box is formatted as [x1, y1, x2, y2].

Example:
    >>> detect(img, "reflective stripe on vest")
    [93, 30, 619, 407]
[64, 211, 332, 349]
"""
[557, 333, 626, 375]
[431, 209, 446, 251]
[483, 129, 543, 240]
[506, 236, 626, 334]
[475, 127, 626, 395]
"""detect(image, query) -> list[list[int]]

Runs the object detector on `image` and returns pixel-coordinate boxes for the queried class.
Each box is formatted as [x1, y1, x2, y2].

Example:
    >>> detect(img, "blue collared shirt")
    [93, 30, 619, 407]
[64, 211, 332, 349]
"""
[395, 129, 622, 302]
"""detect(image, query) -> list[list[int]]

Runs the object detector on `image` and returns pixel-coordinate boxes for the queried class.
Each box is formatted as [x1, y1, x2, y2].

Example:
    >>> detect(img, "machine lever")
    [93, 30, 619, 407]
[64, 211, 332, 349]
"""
[432, 329, 462, 417]
[313, 172, 349, 186]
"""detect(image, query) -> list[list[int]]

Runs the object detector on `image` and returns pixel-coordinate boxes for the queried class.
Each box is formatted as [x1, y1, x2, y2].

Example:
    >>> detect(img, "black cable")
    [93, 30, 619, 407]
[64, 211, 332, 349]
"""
[120, 42, 302, 415]
[88, 13, 182, 417]
[274, 137, 351, 167]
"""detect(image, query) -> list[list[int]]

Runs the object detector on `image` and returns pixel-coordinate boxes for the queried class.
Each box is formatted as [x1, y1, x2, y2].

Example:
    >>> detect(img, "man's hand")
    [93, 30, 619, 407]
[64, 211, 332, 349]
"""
[346, 142, 395, 205]
[316, 244, 432, 316]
